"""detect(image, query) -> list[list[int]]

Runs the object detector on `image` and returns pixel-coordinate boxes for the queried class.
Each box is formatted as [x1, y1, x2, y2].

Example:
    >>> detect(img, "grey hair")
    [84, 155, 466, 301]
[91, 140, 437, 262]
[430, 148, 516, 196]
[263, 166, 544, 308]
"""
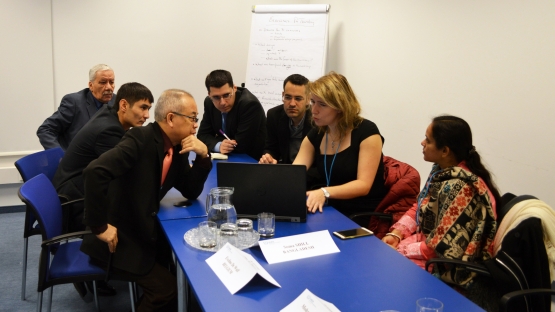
[154, 89, 194, 122]
[89, 64, 113, 82]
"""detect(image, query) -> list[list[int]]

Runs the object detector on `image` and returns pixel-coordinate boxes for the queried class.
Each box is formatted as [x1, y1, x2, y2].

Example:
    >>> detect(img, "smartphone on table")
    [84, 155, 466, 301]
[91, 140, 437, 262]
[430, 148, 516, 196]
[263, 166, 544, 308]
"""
[333, 227, 374, 240]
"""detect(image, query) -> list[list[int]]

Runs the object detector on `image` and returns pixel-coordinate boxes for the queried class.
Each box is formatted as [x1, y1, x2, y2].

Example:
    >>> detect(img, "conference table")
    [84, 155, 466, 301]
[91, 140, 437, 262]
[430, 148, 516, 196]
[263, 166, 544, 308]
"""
[158, 154, 484, 311]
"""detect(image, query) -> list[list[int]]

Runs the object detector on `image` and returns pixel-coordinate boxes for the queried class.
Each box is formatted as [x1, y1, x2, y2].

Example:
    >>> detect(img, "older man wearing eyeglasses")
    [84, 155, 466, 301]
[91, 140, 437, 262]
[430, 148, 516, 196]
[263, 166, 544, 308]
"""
[197, 69, 266, 160]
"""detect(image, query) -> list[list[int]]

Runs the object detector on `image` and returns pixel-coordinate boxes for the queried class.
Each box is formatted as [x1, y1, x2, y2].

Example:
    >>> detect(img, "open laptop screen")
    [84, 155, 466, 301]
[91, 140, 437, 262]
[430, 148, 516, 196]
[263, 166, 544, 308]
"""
[217, 162, 307, 222]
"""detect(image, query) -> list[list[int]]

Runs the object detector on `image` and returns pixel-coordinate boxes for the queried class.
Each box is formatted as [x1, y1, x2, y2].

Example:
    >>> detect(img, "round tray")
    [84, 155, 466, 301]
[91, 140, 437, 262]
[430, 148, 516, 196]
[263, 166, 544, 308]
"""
[183, 227, 260, 252]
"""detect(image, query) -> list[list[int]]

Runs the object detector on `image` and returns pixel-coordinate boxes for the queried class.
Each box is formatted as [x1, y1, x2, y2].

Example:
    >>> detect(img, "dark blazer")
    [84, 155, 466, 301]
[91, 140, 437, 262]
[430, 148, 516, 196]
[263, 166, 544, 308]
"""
[53, 106, 124, 201]
[52, 106, 124, 232]
[263, 105, 313, 164]
[197, 87, 266, 160]
[80, 122, 212, 275]
[37, 88, 116, 150]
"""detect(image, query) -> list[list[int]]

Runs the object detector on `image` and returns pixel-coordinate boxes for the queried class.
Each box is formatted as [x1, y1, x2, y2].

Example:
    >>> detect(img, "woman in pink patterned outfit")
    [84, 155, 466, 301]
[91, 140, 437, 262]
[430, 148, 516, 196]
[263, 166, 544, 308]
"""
[382, 115, 500, 287]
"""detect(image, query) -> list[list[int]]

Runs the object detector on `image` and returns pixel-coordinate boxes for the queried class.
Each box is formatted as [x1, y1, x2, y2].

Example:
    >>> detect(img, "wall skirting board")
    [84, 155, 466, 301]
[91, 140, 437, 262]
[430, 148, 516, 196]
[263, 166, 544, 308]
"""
[0, 151, 37, 185]
[0, 205, 25, 214]
[0, 152, 34, 207]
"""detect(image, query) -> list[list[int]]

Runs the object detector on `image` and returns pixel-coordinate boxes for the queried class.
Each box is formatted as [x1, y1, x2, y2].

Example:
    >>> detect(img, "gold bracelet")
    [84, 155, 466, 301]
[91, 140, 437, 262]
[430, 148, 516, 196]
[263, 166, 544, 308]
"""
[385, 232, 402, 242]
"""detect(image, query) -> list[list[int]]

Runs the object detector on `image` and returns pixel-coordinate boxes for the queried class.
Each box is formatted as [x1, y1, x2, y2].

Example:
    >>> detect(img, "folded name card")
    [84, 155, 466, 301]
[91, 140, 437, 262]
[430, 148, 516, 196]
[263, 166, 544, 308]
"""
[206, 243, 281, 294]
[281, 289, 340, 312]
[258, 230, 340, 264]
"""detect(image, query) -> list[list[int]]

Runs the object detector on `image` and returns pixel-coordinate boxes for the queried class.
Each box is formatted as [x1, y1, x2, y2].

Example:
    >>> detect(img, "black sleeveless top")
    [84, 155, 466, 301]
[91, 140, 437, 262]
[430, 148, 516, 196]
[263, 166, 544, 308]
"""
[307, 119, 387, 216]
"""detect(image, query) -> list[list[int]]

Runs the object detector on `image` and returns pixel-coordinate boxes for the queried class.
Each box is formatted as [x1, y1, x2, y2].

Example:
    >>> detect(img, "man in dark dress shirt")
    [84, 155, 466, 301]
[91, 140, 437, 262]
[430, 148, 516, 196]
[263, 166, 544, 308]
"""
[81, 89, 211, 311]
[259, 74, 313, 164]
[197, 69, 266, 160]
[53, 82, 154, 233]
[37, 64, 116, 150]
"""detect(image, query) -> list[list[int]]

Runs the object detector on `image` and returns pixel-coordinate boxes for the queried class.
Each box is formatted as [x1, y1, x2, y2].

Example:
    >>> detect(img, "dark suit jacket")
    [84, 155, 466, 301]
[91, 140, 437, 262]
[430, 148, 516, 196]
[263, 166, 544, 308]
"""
[197, 87, 266, 160]
[52, 106, 124, 232]
[37, 88, 116, 150]
[81, 122, 212, 275]
[53, 106, 124, 201]
[263, 105, 313, 164]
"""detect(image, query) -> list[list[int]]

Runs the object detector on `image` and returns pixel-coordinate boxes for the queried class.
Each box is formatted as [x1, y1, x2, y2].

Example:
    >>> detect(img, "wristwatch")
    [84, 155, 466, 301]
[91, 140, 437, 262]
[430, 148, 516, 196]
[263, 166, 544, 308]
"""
[321, 187, 330, 198]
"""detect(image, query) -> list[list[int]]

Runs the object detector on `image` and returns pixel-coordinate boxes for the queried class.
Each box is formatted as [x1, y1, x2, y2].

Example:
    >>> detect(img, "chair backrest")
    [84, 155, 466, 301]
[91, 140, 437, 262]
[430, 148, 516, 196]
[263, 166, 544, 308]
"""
[14, 147, 64, 182]
[497, 194, 537, 225]
[486, 196, 552, 312]
[18, 174, 63, 240]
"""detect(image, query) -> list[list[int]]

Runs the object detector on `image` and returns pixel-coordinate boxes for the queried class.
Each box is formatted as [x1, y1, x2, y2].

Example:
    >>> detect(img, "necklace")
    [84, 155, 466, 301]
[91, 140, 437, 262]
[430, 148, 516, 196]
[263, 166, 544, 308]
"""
[330, 133, 341, 150]
[324, 132, 341, 187]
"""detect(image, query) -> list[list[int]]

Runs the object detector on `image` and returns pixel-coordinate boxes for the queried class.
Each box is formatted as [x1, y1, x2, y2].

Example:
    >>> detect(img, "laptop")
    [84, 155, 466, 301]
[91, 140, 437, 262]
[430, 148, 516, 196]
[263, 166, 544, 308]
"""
[217, 162, 307, 222]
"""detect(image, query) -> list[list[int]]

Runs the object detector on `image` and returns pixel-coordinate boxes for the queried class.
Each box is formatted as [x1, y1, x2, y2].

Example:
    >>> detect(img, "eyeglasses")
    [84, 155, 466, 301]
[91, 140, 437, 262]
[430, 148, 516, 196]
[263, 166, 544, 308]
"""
[283, 95, 305, 103]
[172, 111, 199, 123]
[209, 90, 234, 103]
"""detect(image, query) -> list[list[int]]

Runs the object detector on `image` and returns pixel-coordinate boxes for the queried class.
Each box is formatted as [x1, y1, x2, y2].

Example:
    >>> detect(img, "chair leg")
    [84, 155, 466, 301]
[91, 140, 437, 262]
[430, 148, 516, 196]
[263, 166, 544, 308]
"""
[36, 291, 43, 312]
[128, 282, 136, 312]
[133, 282, 138, 299]
[21, 237, 28, 300]
[92, 280, 100, 312]
[47, 287, 53, 312]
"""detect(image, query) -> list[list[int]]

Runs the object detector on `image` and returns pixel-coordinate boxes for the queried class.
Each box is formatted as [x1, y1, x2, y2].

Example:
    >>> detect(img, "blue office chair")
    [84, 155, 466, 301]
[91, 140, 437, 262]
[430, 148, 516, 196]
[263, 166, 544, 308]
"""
[14, 147, 64, 301]
[18, 174, 107, 312]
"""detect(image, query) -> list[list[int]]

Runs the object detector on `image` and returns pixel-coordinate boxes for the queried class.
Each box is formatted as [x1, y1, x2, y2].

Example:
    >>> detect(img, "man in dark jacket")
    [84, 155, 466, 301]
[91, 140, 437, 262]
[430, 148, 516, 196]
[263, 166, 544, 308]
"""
[37, 64, 116, 150]
[53, 82, 154, 233]
[197, 69, 266, 160]
[53, 82, 153, 300]
[259, 74, 313, 164]
[81, 89, 212, 311]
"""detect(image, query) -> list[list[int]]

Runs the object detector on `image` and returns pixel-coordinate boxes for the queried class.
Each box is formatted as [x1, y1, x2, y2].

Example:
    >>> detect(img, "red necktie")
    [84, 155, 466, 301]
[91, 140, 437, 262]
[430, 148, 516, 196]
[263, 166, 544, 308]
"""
[161, 147, 173, 186]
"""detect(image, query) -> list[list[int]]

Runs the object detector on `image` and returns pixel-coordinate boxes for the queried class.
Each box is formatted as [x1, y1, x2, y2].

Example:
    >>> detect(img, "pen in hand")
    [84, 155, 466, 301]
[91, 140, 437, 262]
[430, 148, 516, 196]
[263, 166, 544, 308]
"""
[219, 129, 237, 147]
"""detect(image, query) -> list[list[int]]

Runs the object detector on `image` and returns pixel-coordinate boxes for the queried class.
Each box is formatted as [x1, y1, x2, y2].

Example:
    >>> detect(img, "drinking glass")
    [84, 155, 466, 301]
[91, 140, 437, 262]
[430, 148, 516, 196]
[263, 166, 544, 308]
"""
[218, 222, 238, 250]
[257, 212, 275, 238]
[197, 221, 217, 248]
[416, 298, 443, 312]
[236, 218, 254, 247]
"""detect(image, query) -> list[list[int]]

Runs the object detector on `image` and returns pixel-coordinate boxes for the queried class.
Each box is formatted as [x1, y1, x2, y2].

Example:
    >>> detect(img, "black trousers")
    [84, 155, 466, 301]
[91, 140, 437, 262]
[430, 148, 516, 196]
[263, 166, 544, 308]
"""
[92, 258, 177, 311]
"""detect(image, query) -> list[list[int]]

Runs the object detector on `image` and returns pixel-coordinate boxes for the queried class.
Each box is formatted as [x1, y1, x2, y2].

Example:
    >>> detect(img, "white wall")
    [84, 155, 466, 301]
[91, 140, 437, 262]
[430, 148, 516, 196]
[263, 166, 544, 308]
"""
[0, 0, 54, 206]
[51, 0, 303, 121]
[1, 0, 554, 207]
[324, 0, 555, 206]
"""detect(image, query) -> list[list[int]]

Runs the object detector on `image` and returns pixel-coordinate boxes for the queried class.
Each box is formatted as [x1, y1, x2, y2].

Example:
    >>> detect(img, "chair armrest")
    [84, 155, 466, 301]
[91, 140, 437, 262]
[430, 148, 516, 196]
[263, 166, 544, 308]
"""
[60, 197, 84, 207]
[425, 258, 491, 276]
[41, 230, 92, 247]
[500, 289, 555, 311]
[348, 211, 393, 220]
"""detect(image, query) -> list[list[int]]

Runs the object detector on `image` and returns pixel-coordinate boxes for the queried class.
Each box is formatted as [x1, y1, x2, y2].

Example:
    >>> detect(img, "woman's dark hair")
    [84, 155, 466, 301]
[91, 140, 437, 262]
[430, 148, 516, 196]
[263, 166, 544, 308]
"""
[431, 115, 501, 205]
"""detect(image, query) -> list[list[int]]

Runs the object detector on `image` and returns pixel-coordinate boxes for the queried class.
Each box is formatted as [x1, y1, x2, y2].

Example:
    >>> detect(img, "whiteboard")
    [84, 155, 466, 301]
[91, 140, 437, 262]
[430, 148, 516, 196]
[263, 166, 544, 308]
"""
[245, 4, 330, 112]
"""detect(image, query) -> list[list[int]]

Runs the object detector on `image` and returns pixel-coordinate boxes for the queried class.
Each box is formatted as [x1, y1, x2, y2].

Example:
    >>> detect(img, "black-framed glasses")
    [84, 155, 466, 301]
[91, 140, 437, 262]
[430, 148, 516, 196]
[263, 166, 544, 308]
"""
[172, 111, 199, 123]
[209, 90, 234, 103]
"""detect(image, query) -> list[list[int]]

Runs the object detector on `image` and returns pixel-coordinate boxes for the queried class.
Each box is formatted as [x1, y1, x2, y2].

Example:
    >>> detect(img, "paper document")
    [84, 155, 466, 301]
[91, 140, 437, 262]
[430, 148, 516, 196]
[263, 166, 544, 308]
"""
[211, 153, 228, 160]
[280, 289, 341, 312]
[206, 243, 280, 294]
[258, 230, 340, 264]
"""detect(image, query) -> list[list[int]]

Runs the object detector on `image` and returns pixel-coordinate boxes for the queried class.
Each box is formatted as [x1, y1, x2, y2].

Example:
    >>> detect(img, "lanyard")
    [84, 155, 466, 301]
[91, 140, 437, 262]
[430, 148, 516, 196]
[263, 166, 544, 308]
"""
[324, 132, 341, 187]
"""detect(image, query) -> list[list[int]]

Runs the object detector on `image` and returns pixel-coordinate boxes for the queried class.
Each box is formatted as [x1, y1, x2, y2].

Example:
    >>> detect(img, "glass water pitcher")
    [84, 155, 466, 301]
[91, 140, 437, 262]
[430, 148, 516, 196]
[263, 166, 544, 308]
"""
[205, 187, 237, 228]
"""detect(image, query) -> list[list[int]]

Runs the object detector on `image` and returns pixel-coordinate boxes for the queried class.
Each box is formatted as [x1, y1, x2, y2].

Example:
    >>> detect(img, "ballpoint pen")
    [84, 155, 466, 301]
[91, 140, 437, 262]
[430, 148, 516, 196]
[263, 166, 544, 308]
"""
[219, 129, 237, 147]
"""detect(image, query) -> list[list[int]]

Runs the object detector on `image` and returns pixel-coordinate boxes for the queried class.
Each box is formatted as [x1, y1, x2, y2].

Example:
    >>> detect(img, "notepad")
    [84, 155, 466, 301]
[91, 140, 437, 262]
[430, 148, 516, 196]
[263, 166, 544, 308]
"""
[211, 153, 228, 160]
